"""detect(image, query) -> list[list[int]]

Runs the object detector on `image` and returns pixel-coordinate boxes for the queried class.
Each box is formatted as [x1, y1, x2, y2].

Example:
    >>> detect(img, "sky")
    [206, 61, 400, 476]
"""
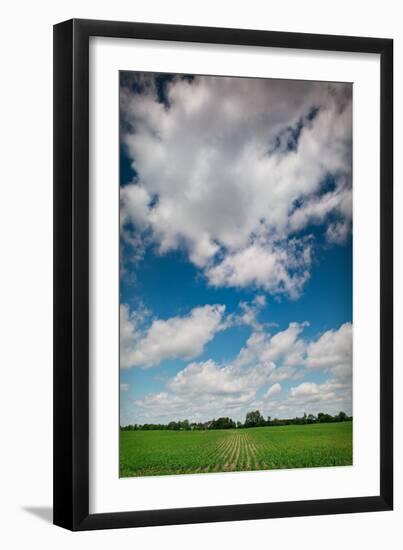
[119, 72, 353, 425]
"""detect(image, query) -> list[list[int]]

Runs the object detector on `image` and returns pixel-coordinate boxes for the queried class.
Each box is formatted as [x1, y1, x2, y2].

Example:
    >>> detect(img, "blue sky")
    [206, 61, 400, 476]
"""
[119, 72, 353, 425]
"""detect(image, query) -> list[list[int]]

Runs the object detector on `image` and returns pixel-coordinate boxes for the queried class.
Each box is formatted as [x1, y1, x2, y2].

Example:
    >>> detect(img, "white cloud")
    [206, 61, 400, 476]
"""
[306, 322, 352, 381]
[283, 380, 351, 417]
[120, 303, 225, 368]
[253, 295, 266, 308]
[121, 297, 271, 369]
[235, 321, 307, 369]
[135, 390, 255, 420]
[289, 180, 352, 235]
[136, 358, 273, 420]
[169, 359, 273, 397]
[265, 383, 282, 398]
[268, 366, 301, 383]
[222, 294, 267, 331]
[326, 219, 351, 244]
[271, 323, 354, 417]
[206, 239, 312, 299]
[120, 383, 129, 392]
[290, 381, 322, 398]
[120, 304, 142, 369]
[120, 75, 352, 298]
[132, 320, 352, 422]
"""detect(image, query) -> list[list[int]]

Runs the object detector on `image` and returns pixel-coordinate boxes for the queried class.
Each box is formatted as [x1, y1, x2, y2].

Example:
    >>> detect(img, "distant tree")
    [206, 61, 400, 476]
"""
[119, 409, 352, 432]
[210, 417, 236, 429]
[317, 412, 334, 423]
[244, 410, 265, 428]
[168, 421, 179, 430]
[336, 411, 348, 422]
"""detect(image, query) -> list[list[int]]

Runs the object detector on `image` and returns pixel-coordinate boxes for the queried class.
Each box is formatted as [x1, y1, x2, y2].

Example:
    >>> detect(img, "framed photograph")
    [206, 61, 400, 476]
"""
[53, 19, 393, 530]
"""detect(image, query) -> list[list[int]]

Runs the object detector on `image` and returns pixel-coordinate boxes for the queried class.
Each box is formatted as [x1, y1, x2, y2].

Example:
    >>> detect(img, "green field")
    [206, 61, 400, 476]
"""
[120, 421, 352, 477]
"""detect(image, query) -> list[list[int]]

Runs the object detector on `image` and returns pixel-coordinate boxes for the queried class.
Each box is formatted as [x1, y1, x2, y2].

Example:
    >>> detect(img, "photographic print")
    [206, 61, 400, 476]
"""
[119, 72, 353, 478]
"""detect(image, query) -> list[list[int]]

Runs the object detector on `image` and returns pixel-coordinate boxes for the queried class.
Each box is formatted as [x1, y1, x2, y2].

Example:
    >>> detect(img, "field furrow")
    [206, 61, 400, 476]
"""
[211, 436, 234, 463]
[237, 434, 247, 470]
[245, 433, 257, 469]
[227, 434, 241, 470]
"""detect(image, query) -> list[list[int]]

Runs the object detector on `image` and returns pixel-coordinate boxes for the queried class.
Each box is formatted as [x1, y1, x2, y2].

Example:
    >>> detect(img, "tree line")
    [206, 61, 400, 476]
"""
[120, 410, 352, 431]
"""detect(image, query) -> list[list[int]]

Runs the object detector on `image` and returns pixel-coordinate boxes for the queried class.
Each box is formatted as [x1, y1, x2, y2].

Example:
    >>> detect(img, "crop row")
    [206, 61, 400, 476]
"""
[119, 422, 353, 477]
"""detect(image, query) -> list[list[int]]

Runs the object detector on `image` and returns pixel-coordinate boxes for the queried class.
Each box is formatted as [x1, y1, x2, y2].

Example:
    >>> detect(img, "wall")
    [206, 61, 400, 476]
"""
[0, 1, 400, 548]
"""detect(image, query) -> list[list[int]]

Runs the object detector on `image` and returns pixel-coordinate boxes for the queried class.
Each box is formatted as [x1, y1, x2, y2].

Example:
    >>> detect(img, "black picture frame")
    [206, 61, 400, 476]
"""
[53, 18, 393, 531]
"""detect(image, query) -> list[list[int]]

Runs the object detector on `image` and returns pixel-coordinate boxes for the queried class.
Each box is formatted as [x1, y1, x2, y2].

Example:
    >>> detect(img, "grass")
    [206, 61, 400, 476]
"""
[119, 421, 352, 477]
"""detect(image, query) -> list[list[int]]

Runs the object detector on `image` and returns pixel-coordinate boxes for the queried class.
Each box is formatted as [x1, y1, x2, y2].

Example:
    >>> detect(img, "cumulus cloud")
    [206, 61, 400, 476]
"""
[120, 74, 352, 298]
[282, 380, 351, 417]
[120, 303, 225, 368]
[205, 239, 312, 299]
[133, 320, 352, 422]
[136, 358, 274, 419]
[135, 390, 254, 420]
[290, 381, 324, 398]
[169, 359, 273, 397]
[265, 383, 282, 398]
[235, 321, 307, 369]
[121, 297, 271, 370]
[326, 219, 351, 244]
[272, 323, 354, 417]
[306, 322, 352, 381]
[268, 366, 301, 383]
[222, 294, 267, 331]
[120, 304, 143, 369]
[134, 321, 309, 420]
